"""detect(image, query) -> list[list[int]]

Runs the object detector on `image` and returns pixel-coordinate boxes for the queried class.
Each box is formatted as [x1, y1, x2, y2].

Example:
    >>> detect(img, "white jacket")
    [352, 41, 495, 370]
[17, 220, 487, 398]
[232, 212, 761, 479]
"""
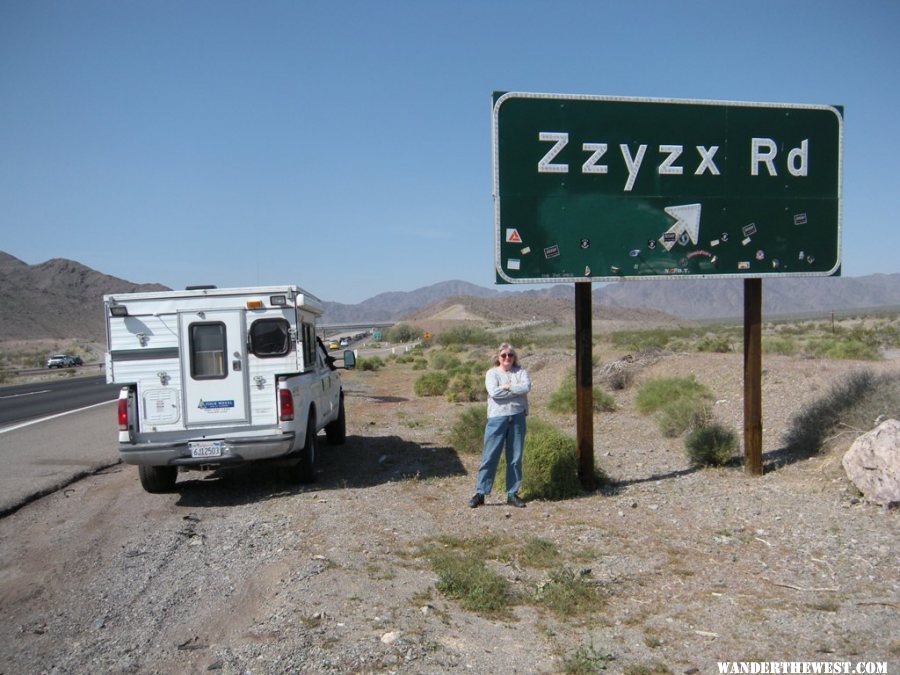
[485, 366, 531, 418]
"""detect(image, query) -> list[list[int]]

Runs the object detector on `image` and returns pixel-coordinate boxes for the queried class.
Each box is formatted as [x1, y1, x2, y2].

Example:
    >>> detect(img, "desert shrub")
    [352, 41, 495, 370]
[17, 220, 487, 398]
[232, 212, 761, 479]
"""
[666, 338, 693, 353]
[783, 370, 900, 454]
[448, 359, 487, 377]
[547, 370, 616, 414]
[496, 419, 598, 500]
[763, 336, 799, 355]
[847, 322, 900, 349]
[685, 423, 738, 467]
[610, 326, 725, 352]
[438, 326, 495, 347]
[518, 420, 585, 500]
[561, 642, 616, 674]
[610, 329, 673, 352]
[448, 405, 487, 454]
[414, 371, 450, 397]
[429, 350, 462, 371]
[656, 396, 713, 437]
[635, 376, 711, 414]
[696, 335, 733, 353]
[356, 356, 384, 371]
[533, 566, 604, 617]
[875, 323, 900, 348]
[446, 373, 487, 403]
[807, 338, 881, 360]
[430, 550, 513, 615]
[636, 376, 714, 437]
[520, 538, 561, 568]
[386, 323, 421, 343]
[411, 357, 428, 370]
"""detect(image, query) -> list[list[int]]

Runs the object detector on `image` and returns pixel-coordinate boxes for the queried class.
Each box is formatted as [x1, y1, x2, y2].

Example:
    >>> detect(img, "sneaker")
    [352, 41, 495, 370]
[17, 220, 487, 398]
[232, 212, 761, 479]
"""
[468, 493, 485, 508]
[506, 494, 526, 508]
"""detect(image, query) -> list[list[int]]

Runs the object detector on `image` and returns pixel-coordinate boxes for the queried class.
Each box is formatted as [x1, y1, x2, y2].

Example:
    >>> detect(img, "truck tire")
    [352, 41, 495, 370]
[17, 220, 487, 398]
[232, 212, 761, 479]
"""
[325, 395, 346, 445]
[292, 412, 318, 483]
[138, 465, 177, 493]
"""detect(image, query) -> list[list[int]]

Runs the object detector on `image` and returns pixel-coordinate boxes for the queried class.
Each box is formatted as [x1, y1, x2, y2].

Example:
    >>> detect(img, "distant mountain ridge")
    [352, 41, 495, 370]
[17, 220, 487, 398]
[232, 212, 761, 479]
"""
[321, 281, 572, 323]
[596, 274, 900, 320]
[324, 274, 900, 324]
[0, 250, 897, 341]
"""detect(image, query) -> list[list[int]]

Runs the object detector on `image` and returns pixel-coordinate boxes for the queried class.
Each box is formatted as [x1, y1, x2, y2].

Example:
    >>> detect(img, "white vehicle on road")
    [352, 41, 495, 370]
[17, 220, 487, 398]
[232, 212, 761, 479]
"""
[103, 285, 354, 493]
[46, 354, 75, 368]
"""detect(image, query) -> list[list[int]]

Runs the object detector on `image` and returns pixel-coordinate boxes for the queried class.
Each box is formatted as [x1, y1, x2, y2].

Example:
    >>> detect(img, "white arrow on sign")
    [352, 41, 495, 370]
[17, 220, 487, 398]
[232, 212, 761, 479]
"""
[659, 203, 702, 251]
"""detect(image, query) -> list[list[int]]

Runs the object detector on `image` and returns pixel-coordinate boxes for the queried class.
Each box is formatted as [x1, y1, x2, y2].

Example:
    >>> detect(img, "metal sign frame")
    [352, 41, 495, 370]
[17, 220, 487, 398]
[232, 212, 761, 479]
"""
[492, 92, 843, 284]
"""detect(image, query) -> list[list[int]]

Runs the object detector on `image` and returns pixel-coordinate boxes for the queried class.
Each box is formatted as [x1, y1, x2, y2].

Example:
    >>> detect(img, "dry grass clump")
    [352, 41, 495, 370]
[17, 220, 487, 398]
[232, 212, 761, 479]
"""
[635, 376, 714, 437]
[547, 368, 616, 414]
[684, 423, 738, 467]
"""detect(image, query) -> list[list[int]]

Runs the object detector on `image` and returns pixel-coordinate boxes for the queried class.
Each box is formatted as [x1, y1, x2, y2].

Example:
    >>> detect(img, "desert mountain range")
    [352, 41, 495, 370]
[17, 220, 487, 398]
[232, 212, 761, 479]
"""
[1, 250, 898, 342]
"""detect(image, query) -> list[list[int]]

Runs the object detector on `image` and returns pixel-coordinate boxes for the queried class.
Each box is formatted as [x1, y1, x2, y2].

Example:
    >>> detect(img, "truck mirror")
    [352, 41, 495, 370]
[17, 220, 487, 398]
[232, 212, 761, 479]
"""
[342, 350, 356, 369]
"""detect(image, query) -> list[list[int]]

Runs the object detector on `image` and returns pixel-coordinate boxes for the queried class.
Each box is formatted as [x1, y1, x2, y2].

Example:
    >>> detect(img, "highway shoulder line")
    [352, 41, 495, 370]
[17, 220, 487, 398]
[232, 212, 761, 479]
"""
[0, 399, 117, 435]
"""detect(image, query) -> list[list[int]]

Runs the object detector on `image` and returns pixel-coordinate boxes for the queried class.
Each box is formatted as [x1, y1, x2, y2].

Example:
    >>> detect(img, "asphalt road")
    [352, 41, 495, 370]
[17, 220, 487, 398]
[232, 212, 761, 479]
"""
[0, 402, 119, 516]
[0, 376, 122, 515]
[0, 375, 121, 428]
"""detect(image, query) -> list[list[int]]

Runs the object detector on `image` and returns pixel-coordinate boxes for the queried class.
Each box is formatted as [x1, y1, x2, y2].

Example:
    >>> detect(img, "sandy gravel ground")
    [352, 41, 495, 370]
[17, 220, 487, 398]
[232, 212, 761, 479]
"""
[0, 347, 897, 674]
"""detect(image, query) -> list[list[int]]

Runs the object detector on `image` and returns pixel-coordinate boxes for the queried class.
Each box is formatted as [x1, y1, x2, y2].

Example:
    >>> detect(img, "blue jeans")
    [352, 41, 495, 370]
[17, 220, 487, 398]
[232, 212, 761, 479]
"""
[475, 412, 526, 496]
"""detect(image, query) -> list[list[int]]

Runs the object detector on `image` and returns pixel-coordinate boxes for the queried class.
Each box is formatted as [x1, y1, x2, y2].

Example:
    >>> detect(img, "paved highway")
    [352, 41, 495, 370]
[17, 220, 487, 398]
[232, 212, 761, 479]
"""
[0, 376, 121, 428]
[0, 375, 121, 515]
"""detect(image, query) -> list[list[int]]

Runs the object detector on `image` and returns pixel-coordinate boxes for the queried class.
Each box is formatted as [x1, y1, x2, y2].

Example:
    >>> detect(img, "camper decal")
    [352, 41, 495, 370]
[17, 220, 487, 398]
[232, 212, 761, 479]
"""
[198, 399, 235, 410]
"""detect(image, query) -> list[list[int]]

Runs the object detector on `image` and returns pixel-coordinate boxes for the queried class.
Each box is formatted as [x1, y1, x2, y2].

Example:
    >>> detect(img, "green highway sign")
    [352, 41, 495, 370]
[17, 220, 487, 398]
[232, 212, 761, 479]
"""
[492, 92, 843, 283]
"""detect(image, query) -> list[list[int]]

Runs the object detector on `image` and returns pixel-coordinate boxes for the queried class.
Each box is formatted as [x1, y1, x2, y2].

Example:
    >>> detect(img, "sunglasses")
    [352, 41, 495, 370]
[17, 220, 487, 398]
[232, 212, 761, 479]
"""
[499, 353, 515, 359]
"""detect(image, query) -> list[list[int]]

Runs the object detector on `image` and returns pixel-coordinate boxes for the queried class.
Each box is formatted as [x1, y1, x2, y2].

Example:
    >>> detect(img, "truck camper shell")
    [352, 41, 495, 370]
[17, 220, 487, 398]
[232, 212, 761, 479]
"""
[104, 285, 353, 493]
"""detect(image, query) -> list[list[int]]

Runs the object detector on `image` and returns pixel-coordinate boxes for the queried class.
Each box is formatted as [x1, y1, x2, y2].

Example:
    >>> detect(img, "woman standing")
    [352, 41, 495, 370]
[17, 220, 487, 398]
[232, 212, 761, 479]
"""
[469, 343, 531, 508]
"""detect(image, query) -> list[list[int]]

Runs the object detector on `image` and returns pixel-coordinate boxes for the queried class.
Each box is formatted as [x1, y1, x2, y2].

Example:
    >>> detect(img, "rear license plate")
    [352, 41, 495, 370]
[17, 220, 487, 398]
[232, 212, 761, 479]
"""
[189, 440, 224, 458]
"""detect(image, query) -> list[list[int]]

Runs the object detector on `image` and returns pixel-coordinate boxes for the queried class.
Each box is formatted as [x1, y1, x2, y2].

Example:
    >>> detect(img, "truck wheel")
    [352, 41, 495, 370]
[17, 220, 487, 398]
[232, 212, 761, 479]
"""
[138, 465, 177, 493]
[292, 412, 318, 483]
[325, 395, 346, 445]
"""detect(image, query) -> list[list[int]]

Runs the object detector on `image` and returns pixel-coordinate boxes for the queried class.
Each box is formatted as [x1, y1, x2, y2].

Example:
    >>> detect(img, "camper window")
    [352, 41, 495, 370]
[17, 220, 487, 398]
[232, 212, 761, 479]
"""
[249, 319, 291, 357]
[301, 322, 316, 371]
[190, 323, 227, 379]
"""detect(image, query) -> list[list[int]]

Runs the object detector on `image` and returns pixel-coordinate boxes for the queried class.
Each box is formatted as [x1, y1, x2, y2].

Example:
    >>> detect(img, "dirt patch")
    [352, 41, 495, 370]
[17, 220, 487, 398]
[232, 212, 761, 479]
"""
[0, 349, 897, 673]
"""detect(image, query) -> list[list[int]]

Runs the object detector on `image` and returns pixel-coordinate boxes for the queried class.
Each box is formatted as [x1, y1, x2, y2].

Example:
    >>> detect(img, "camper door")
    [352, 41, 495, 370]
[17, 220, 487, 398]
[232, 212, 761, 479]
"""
[179, 310, 249, 426]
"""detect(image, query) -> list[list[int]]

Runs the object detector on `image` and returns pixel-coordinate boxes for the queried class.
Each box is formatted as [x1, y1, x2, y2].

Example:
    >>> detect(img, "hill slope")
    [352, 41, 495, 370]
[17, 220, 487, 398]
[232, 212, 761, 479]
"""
[0, 252, 169, 341]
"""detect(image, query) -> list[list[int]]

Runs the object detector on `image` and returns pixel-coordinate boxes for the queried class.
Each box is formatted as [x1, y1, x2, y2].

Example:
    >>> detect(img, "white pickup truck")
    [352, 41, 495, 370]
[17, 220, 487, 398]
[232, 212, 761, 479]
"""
[103, 285, 354, 493]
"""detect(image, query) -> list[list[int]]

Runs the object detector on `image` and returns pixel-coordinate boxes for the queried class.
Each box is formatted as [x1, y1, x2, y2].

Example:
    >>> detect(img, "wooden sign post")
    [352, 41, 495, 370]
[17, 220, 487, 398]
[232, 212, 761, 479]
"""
[575, 283, 596, 489]
[743, 279, 763, 474]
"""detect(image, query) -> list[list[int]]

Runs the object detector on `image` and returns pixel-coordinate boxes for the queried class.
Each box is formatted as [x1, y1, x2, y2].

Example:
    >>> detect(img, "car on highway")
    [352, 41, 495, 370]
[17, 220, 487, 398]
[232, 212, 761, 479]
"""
[47, 354, 75, 368]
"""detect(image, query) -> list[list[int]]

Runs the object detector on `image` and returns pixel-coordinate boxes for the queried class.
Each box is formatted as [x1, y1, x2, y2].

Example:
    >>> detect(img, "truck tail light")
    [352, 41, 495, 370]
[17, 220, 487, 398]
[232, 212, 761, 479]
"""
[118, 397, 129, 430]
[279, 389, 294, 421]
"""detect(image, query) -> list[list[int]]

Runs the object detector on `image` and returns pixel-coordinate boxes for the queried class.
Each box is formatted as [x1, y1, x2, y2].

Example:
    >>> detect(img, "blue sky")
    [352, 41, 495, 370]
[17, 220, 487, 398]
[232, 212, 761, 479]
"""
[1, 0, 898, 304]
